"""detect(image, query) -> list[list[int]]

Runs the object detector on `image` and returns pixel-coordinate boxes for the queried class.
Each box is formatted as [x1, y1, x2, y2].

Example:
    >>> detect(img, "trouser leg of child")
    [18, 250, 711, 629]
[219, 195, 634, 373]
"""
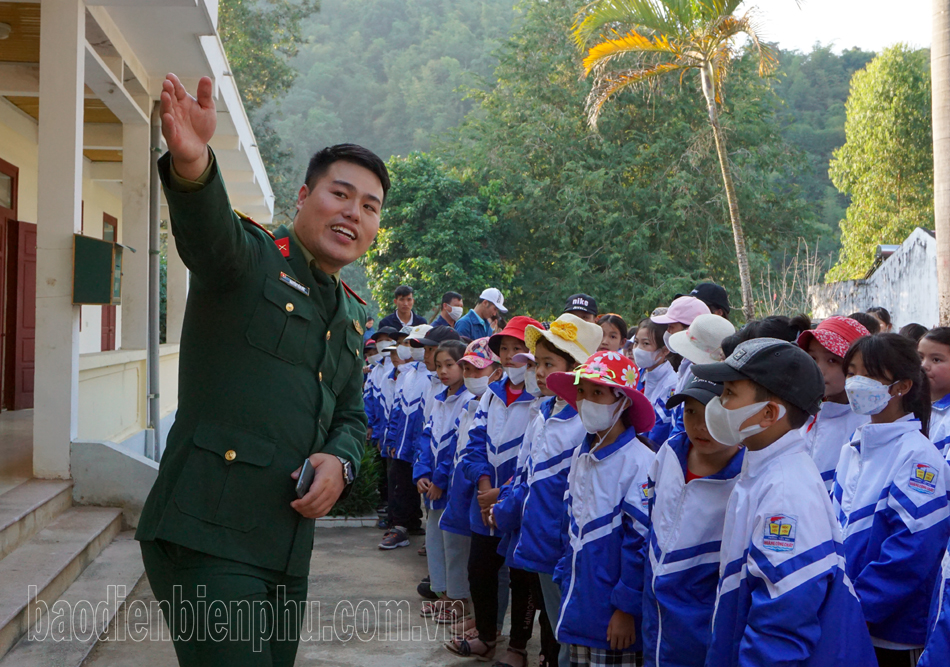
[507, 567, 538, 651]
[425, 509, 447, 594]
[468, 533, 505, 643]
[498, 564, 510, 630]
[442, 531, 472, 600]
[387, 458, 422, 531]
[539, 572, 569, 667]
[570, 645, 643, 667]
[874, 647, 923, 667]
[531, 572, 561, 667]
[374, 447, 388, 506]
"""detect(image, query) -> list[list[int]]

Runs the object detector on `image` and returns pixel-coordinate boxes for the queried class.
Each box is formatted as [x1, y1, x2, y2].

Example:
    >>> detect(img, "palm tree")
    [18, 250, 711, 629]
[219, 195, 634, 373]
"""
[573, 0, 777, 321]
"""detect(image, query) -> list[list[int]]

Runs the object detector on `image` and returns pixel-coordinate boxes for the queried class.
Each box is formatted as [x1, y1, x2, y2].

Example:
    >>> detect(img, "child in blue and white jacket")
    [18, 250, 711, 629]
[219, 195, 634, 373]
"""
[833, 334, 950, 661]
[919, 535, 950, 667]
[920, 327, 950, 458]
[547, 351, 657, 666]
[642, 376, 742, 667]
[691, 338, 876, 667]
[632, 318, 678, 447]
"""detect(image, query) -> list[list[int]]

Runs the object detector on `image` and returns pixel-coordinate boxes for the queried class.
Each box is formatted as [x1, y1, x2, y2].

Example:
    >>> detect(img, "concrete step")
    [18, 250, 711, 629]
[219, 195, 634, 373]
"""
[0, 481, 73, 563]
[0, 507, 122, 661]
[0, 532, 144, 667]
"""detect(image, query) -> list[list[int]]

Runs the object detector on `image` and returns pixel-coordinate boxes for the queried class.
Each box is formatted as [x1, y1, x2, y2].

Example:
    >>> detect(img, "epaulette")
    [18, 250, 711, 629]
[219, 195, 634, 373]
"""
[342, 280, 367, 305]
[234, 209, 275, 239]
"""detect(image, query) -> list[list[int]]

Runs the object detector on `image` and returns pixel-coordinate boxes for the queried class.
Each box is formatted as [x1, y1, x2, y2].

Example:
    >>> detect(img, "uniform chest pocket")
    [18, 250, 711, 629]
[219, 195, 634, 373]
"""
[246, 277, 314, 364]
[330, 324, 364, 395]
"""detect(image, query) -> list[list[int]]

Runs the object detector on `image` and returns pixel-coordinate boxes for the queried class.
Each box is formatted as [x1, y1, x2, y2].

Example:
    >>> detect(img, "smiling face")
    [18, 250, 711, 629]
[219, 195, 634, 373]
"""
[806, 338, 847, 401]
[919, 337, 950, 401]
[294, 161, 383, 275]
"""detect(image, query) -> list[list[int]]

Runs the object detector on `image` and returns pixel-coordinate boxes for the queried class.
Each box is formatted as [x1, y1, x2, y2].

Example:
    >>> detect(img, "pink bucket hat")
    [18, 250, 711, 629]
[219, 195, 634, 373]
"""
[460, 337, 500, 369]
[797, 316, 870, 358]
[546, 351, 656, 434]
[651, 296, 711, 326]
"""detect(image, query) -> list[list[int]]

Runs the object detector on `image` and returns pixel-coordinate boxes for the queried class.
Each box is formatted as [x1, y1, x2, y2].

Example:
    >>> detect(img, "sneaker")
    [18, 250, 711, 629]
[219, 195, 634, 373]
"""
[417, 580, 439, 600]
[378, 528, 409, 550]
[376, 518, 391, 530]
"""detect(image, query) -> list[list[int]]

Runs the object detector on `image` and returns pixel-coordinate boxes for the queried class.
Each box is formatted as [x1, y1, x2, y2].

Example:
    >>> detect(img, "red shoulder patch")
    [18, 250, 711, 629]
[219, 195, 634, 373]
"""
[234, 209, 275, 239]
[342, 280, 367, 305]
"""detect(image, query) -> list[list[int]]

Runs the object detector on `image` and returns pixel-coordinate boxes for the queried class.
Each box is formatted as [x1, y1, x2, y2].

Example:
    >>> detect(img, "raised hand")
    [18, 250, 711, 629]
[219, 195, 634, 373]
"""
[160, 73, 216, 180]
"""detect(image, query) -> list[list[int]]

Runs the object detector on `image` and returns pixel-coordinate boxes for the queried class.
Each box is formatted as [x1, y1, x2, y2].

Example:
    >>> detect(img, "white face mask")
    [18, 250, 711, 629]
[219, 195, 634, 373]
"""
[704, 397, 786, 447]
[396, 346, 413, 361]
[845, 376, 898, 415]
[524, 369, 541, 397]
[577, 396, 629, 435]
[633, 347, 662, 371]
[410, 347, 426, 362]
[506, 364, 527, 386]
[368, 353, 383, 365]
[662, 330, 673, 350]
[449, 306, 464, 321]
[464, 376, 492, 396]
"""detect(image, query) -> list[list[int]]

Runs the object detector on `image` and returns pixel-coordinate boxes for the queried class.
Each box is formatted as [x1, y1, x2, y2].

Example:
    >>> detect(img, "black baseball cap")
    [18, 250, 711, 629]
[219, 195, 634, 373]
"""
[666, 376, 723, 410]
[410, 325, 462, 347]
[676, 282, 731, 316]
[375, 326, 400, 340]
[563, 293, 598, 316]
[691, 338, 824, 415]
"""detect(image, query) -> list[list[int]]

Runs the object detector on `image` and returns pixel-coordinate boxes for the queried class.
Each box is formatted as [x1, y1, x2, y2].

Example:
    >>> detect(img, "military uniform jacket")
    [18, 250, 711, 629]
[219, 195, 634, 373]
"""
[135, 153, 367, 577]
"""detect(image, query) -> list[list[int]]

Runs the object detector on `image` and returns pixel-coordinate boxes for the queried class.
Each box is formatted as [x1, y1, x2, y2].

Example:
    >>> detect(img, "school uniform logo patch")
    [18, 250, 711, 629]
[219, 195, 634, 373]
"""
[763, 514, 797, 552]
[909, 463, 938, 495]
[639, 483, 653, 508]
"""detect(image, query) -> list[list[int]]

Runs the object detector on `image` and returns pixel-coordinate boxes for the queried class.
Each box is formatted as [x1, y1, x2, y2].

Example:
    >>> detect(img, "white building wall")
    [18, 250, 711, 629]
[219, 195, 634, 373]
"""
[809, 228, 939, 329]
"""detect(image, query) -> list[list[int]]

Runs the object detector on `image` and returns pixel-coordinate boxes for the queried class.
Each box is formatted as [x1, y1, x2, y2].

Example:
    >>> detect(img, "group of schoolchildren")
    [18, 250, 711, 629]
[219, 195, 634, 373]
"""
[361, 285, 950, 667]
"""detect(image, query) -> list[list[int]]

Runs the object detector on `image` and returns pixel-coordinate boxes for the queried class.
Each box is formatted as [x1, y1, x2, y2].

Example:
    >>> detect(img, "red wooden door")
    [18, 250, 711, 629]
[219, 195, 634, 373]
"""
[13, 221, 35, 410]
[100, 214, 117, 351]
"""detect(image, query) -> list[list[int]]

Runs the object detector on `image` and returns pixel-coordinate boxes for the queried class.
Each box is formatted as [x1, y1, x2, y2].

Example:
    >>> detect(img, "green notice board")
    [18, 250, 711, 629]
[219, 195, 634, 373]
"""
[73, 234, 123, 305]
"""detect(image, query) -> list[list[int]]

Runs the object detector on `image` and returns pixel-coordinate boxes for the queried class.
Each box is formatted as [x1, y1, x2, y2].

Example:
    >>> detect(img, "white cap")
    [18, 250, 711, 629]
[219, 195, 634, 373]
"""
[405, 324, 433, 342]
[377, 340, 398, 353]
[479, 287, 508, 314]
[667, 314, 736, 365]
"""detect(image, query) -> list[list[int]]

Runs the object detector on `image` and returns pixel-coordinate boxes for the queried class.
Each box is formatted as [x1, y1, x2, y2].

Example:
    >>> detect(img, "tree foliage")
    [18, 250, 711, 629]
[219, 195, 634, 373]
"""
[827, 45, 933, 280]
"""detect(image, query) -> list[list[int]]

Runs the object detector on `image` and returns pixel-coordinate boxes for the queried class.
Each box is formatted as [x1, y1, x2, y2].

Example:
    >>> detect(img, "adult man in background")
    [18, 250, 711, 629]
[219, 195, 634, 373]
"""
[455, 287, 507, 340]
[135, 73, 388, 667]
[681, 282, 731, 319]
[562, 293, 598, 322]
[429, 291, 463, 328]
[377, 285, 428, 329]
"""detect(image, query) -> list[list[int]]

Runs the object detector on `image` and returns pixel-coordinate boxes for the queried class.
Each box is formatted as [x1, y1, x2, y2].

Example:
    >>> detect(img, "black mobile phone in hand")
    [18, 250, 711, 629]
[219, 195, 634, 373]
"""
[295, 458, 315, 499]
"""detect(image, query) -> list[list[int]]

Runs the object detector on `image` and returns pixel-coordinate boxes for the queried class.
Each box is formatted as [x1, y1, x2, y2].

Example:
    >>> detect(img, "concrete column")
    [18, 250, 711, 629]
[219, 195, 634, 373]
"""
[34, 0, 84, 479]
[119, 124, 150, 349]
[164, 227, 188, 345]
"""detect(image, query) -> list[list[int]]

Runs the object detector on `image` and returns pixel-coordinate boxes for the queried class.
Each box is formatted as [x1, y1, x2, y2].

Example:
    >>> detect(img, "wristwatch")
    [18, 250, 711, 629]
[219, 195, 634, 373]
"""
[336, 456, 355, 487]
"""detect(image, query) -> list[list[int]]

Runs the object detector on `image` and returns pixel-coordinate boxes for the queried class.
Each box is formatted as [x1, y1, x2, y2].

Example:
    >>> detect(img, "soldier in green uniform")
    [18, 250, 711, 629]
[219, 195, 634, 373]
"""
[134, 73, 390, 666]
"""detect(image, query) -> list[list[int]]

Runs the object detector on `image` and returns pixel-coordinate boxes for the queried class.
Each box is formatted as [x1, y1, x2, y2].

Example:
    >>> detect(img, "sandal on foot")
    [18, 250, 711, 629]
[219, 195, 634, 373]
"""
[492, 647, 527, 667]
[420, 600, 443, 617]
[444, 637, 496, 661]
[434, 606, 463, 624]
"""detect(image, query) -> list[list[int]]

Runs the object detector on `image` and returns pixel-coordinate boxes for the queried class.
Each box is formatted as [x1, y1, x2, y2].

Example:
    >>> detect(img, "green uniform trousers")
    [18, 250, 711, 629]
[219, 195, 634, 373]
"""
[140, 540, 308, 667]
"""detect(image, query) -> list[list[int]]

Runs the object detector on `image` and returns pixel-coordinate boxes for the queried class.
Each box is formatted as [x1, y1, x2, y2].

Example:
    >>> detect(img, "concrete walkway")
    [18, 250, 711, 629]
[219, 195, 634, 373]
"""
[83, 527, 541, 666]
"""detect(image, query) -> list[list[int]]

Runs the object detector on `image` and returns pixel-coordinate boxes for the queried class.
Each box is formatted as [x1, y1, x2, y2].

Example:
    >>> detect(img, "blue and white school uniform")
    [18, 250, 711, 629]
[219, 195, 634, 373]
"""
[375, 361, 398, 459]
[664, 360, 694, 445]
[833, 415, 950, 648]
[440, 398, 481, 537]
[460, 377, 537, 536]
[413, 385, 474, 511]
[931, 393, 950, 457]
[919, 541, 950, 667]
[384, 361, 431, 463]
[554, 427, 654, 652]
[706, 430, 876, 667]
[640, 361, 678, 447]
[800, 401, 868, 494]
[642, 431, 743, 667]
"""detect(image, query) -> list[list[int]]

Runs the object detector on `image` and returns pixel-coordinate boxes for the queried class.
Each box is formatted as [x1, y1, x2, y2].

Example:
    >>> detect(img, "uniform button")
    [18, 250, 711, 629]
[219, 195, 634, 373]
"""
[225, 450, 236, 461]
[319, 372, 323, 382]
[326, 331, 332, 341]
[285, 303, 294, 312]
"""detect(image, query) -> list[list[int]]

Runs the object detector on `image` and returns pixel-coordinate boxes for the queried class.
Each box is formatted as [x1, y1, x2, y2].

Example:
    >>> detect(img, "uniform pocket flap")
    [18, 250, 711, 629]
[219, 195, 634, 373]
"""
[261, 276, 313, 321]
[192, 422, 277, 467]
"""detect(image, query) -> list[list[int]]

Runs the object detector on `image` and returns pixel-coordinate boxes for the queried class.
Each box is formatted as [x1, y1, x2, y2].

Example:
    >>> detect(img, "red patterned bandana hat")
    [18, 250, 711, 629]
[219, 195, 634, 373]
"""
[797, 316, 870, 359]
[546, 350, 656, 434]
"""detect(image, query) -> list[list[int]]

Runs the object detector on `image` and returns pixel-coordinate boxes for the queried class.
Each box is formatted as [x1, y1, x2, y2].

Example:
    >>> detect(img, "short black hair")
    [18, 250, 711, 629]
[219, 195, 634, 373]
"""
[442, 291, 463, 305]
[848, 312, 880, 335]
[752, 384, 809, 429]
[901, 323, 929, 343]
[597, 314, 628, 341]
[721, 314, 812, 357]
[304, 143, 391, 201]
[436, 340, 467, 363]
[867, 306, 892, 327]
[394, 285, 414, 298]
